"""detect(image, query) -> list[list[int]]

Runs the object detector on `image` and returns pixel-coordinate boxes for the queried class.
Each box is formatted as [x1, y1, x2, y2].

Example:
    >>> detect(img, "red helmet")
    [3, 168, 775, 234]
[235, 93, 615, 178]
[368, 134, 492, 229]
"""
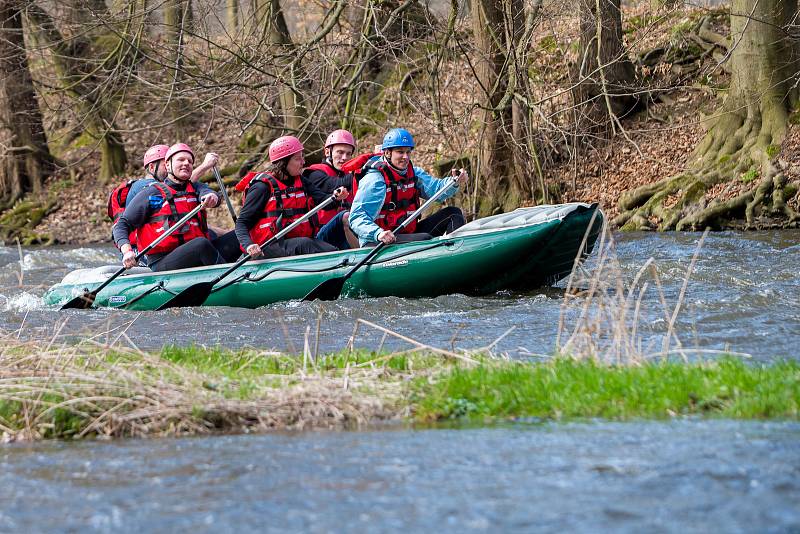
[143, 144, 169, 167]
[324, 129, 355, 149]
[165, 143, 194, 163]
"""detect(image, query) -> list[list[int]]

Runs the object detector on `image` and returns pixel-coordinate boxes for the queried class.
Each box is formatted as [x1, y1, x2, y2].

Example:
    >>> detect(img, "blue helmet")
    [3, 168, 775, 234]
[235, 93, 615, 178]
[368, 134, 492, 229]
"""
[381, 128, 415, 151]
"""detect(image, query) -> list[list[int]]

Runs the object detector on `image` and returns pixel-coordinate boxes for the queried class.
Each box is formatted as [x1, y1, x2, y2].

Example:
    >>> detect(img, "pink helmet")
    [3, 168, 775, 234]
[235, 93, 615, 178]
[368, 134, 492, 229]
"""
[165, 142, 194, 163]
[269, 136, 304, 162]
[143, 144, 169, 167]
[324, 129, 355, 149]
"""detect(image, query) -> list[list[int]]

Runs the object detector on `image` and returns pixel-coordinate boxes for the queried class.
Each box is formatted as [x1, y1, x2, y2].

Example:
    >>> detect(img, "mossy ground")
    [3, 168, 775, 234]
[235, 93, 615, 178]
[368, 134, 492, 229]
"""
[1, 341, 797, 441]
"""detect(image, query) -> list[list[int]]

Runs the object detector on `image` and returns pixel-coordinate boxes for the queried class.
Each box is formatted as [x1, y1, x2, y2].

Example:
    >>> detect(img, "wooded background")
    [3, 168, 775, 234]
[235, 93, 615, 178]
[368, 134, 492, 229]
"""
[1, 0, 798, 244]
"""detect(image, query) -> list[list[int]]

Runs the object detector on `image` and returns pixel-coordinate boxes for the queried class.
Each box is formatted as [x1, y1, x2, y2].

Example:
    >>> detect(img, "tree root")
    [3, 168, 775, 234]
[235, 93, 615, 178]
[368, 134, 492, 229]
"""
[616, 77, 799, 230]
[615, 165, 799, 231]
[0, 196, 57, 245]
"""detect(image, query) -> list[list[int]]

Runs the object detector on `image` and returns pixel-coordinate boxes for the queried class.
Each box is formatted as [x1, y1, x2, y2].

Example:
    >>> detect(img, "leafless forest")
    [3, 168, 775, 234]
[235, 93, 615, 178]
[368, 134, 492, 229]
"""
[1, 0, 798, 243]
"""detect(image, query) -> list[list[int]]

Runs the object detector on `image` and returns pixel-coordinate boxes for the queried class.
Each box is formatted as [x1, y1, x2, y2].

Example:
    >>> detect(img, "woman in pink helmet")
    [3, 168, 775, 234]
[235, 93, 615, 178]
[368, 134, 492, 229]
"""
[234, 135, 348, 258]
[113, 143, 240, 271]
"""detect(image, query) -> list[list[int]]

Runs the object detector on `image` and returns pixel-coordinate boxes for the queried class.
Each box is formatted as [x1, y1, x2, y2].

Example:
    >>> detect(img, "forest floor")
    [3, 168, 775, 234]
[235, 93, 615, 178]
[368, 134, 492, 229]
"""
[26, 2, 800, 245]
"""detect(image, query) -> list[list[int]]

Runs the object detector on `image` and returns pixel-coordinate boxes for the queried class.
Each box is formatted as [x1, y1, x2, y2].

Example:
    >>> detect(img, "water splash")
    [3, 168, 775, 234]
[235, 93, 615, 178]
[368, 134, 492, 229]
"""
[1, 292, 45, 312]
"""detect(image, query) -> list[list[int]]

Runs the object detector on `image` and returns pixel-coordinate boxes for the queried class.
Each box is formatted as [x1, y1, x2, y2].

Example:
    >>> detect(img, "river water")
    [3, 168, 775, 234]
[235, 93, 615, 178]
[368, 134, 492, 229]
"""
[1, 421, 798, 532]
[1, 231, 799, 531]
[1, 230, 798, 359]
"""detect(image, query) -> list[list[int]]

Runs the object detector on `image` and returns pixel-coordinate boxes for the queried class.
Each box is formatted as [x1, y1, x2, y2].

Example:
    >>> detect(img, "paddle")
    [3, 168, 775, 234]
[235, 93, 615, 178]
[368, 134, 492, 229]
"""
[213, 166, 237, 223]
[156, 195, 337, 310]
[60, 202, 207, 310]
[302, 177, 457, 302]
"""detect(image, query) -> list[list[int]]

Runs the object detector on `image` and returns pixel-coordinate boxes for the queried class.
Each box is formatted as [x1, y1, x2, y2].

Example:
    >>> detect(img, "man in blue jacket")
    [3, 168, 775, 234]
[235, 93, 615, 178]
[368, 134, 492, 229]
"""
[346, 128, 467, 247]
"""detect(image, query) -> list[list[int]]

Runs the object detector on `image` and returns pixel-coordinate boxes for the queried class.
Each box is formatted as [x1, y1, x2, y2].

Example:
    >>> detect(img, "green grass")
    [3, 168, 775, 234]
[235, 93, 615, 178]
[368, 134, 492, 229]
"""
[412, 358, 800, 422]
[155, 344, 443, 399]
[158, 344, 438, 376]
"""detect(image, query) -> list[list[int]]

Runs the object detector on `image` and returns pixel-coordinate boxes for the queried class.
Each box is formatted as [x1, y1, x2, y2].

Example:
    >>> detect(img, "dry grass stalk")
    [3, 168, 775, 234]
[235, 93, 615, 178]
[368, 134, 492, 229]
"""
[354, 319, 478, 364]
[0, 332, 417, 442]
[556, 225, 724, 365]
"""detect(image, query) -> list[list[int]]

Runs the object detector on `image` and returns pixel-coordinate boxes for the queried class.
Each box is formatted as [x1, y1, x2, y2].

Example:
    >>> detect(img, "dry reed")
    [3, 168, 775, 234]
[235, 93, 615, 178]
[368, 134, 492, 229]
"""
[0, 328, 414, 443]
[556, 223, 749, 364]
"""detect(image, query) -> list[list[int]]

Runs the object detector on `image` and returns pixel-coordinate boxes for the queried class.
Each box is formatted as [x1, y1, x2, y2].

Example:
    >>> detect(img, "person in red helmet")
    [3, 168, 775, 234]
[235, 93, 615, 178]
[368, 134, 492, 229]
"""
[113, 143, 239, 271]
[234, 135, 348, 258]
[302, 129, 357, 226]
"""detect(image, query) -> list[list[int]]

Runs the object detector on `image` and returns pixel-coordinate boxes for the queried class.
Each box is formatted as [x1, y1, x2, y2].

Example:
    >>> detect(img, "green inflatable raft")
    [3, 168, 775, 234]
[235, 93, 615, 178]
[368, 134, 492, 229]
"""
[44, 203, 603, 310]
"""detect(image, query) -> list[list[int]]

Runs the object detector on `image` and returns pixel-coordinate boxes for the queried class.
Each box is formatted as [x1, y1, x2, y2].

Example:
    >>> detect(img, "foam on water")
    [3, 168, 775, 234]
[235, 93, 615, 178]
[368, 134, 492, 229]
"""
[0, 291, 45, 312]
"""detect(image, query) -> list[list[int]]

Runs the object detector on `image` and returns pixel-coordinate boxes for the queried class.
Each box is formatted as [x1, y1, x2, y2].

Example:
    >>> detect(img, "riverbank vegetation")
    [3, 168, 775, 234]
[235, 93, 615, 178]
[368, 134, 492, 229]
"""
[1, 335, 797, 442]
[1, 1, 798, 244]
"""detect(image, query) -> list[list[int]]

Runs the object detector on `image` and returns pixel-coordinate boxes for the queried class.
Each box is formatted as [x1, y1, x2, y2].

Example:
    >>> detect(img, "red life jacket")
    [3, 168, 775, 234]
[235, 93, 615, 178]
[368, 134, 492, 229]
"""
[305, 162, 357, 226]
[107, 179, 137, 224]
[242, 172, 315, 250]
[107, 179, 140, 249]
[136, 181, 208, 255]
[368, 159, 419, 234]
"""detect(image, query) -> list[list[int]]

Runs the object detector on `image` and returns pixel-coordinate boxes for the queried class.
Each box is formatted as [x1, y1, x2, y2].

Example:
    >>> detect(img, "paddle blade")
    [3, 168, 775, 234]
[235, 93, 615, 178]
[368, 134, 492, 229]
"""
[302, 277, 346, 302]
[60, 291, 97, 310]
[156, 282, 215, 310]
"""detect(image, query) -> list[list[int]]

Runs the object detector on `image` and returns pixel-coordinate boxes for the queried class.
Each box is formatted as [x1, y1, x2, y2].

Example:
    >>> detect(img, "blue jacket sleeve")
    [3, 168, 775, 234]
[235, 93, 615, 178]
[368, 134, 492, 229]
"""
[347, 171, 388, 246]
[415, 167, 457, 201]
[126, 177, 155, 202]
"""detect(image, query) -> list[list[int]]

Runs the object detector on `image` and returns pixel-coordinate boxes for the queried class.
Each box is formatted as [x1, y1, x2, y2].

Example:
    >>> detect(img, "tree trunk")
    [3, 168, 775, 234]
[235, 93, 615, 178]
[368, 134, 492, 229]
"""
[264, 0, 308, 132]
[226, 0, 238, 34]
[616, 0, 799, 230]
[26, 2, 128, 182]
[0, 0, 55, 210]
[573, 0, 639, 133]
[164, 0, 181, 44]
[471, 0, 532, 216]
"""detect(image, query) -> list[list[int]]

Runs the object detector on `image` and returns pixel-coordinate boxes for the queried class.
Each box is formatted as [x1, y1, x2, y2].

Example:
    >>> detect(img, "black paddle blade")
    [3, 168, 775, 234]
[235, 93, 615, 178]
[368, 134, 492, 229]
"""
[60, 291, 97, 310]
[302, 277, 346, 302]
[156, 282, 215, 310]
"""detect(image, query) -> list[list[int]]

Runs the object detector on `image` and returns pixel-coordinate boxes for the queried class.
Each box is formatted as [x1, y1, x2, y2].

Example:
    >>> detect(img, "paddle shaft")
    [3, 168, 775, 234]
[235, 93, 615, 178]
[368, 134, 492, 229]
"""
[205, 194, 337, 286]
[328, 178, 457, 284]
[62, 201, 206, 308]
[213, 166, 237, 223]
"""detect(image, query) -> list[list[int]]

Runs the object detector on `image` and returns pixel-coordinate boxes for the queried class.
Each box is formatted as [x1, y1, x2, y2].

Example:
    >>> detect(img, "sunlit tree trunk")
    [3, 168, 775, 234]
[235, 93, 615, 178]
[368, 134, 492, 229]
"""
[616, 0, 800, 230]
[226, 0, 238, 33]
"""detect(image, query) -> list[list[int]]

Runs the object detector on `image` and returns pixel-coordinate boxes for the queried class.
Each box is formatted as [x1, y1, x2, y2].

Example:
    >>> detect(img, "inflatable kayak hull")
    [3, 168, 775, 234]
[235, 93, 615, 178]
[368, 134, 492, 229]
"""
[44, 203, 603, 310]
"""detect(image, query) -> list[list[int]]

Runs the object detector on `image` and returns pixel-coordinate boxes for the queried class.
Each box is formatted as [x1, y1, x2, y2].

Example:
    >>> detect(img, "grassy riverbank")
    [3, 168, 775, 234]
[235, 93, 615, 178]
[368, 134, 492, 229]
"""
[1, 341, 797, 441]
[414, 358, 800, 422]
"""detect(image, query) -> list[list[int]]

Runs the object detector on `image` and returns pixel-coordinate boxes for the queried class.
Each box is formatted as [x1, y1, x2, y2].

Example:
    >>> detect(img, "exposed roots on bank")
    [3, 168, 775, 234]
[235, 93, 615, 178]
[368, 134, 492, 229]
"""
[614, 99, 799, 230]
